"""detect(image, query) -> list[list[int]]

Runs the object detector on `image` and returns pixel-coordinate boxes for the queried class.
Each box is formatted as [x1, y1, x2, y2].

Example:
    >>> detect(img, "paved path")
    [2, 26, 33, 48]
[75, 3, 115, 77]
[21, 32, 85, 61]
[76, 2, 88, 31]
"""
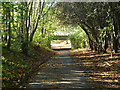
[26, 50, 93, 88]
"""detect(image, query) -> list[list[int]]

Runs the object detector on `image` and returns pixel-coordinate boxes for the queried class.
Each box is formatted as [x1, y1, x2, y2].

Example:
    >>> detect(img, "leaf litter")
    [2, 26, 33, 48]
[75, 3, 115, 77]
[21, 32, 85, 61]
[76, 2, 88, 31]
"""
[70, 48, 120, 88]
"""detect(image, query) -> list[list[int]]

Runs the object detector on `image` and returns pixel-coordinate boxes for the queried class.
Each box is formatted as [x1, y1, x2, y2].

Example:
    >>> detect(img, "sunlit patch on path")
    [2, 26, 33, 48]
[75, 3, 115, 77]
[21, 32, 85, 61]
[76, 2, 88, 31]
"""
[51, 40, 72, 50]
[25, 50, 97, 88]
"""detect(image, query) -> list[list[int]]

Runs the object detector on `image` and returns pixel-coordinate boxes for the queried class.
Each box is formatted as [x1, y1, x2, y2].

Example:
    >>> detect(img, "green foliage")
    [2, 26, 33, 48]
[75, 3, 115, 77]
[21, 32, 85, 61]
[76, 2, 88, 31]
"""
[2, 1, 120, 87]
[69, 26, 89, 49]
[1, 2, 57, 50]
[56, 2, 120, 52]
[33, 7, 57, 48]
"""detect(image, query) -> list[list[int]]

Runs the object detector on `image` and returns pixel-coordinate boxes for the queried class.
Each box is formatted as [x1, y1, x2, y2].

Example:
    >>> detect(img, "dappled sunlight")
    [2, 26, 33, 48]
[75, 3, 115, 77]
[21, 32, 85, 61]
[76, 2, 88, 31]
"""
[26, 49, 120, 88]
[26, 50, 95, 88]
[71, 48, 120, 88]
[71, 70, 84, 73]
[25, 49, 120, 88]
[62, 78, 80, 81]
[47, 81, 72, 84]
[2, 1, 120, 88]
[29, 81, 84, 86]
[86, 71, 120, 88]
[29, 82, 42, 85]
[28, 75, 87, 85]
[82, 62, 94, 67]
[54, 56, 71, 59]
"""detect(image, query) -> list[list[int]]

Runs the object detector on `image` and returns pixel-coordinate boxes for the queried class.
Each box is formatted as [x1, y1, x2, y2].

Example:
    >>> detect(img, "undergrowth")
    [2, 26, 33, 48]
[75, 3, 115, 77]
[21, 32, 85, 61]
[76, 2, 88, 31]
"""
[2, 44, 56, 88]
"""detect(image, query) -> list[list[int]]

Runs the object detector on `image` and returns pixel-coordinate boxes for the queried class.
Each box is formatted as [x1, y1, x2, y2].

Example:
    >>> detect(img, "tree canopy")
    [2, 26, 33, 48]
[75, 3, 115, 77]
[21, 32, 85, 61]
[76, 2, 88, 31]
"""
[1, 1, 120, 88]
[55, 2, 120, 53]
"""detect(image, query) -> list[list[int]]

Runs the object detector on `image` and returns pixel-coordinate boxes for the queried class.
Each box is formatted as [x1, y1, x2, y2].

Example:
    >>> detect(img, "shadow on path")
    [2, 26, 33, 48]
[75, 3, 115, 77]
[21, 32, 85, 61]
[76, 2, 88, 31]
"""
[25, 50, 100, 88]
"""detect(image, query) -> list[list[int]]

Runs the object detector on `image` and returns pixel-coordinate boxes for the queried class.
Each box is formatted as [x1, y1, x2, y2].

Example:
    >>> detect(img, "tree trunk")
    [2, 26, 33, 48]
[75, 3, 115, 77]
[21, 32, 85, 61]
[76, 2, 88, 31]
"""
[81, 24, 94, 50]
[5, 11, 7, 42]
[25, 2, 28, 55]
[30, 19, 39, 42]
[109, 2, 119, 53]
[7, 8, 11, 50]
[21, 2, 24, 43]
[103, 31, 108, 53]
[113, 15, 119, 53]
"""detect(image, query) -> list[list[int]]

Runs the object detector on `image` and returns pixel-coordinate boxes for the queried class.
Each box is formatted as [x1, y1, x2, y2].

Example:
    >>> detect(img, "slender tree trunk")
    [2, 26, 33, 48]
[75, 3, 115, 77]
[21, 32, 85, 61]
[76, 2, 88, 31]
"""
[7, 8, 11, 49]
[26, 3, 28, 42]
[30, 2, 43, 42]
[21, 2, 24, 43]
[2, 4, 7, 42]
[22, 2, 31, 55]
[30, 18, 40, 42]
[30, 2, 53, 42]
[5, 11, 7, 42]
[103, 31, 108, 53]
[89, 39, 94, 50]
[113, 15, 119, 53]
[25, 2, 28, 55]
[109, 2, 119, 53]
[41, 27, 44, 38]
[115, 12, 120, 48]
[27, 2, 33, 42]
